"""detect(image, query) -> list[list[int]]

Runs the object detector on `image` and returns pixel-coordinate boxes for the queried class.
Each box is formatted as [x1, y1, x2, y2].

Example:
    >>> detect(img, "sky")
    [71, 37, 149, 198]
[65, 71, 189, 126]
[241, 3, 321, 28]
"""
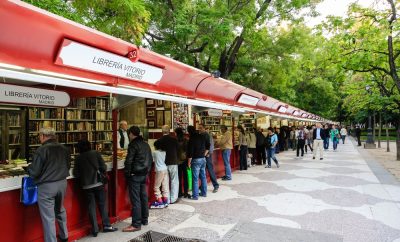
[305, 0, 383, 27]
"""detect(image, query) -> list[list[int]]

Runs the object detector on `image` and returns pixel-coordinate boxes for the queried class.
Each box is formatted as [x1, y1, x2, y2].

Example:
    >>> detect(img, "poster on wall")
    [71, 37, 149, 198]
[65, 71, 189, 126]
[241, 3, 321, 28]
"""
[172, 103, 189, 132]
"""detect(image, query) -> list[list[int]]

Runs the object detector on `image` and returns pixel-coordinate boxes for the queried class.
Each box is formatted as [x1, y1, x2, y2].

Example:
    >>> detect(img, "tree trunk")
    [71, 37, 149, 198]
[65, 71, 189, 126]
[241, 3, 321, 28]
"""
[378, 112, 381, 148]
[386, 120, 390, 152]
[397, 119, 400, 160]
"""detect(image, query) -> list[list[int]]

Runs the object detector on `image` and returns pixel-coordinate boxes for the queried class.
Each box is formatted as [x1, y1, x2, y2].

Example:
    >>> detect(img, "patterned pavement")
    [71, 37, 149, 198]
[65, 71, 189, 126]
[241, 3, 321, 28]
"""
[78, 139, 400, 242]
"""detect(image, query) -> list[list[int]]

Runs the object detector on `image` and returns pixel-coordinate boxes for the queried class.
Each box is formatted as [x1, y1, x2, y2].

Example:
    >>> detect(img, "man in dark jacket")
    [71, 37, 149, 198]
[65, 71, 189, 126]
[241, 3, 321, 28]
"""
[156, 125, 180, 203]
[27, 127, 70, 242]
[256, 128, 266, 165]
[312, 123, 327, 160]
[198, 124, 219, 193]
[355, 126, 362, 146]
[187, 125, 210, 200]
[123, 126, 153, 233]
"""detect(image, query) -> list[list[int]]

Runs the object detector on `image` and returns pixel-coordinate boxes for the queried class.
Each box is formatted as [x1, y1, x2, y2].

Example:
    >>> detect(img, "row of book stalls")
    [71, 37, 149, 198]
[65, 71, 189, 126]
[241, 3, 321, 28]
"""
[0, 1, 328, 241]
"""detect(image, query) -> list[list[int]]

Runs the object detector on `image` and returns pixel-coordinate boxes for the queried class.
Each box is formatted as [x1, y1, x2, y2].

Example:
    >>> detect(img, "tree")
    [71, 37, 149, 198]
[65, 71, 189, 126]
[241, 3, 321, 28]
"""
[323, 0, 400, 160]
[24, 0, 150, 45]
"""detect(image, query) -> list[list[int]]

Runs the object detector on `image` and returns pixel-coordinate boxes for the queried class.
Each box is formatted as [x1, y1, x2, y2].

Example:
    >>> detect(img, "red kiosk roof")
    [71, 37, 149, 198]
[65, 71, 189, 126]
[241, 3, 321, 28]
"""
[0, 0, 320, 120]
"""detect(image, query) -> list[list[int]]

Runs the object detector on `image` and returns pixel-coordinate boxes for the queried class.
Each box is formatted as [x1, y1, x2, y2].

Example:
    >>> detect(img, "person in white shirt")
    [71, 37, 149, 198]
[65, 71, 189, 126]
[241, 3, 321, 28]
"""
[117, 120, 129, 149]
[340, 127, 348, 144]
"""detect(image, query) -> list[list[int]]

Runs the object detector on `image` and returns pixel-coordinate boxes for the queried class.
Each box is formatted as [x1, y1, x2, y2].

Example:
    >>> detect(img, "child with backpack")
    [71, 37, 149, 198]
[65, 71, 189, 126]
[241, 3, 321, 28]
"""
[151, 141, 169, 208]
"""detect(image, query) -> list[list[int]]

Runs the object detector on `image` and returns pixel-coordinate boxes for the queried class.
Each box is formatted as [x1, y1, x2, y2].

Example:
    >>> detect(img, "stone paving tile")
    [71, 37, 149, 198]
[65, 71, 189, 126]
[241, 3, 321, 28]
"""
[222, 221, 343, 242]
[305, 188, 382, 207]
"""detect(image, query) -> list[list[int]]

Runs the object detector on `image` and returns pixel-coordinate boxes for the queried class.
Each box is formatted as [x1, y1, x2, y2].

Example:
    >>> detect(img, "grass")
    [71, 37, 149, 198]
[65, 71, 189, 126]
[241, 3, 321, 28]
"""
[360, 136, 397, 141]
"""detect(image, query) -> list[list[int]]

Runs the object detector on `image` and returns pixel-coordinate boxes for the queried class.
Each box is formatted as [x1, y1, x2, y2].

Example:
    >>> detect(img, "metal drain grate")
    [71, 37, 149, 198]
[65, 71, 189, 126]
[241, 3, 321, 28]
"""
[128, 230, 206, 242]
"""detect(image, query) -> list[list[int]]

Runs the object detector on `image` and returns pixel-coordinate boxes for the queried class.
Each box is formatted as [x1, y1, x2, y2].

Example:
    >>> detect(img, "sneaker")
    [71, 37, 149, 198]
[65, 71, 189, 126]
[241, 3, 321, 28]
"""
[184, 193, 192, 199]
[320, 158, 323, 160]
[276, 164, 280, 168]
[222, 177, 231, 180]
[265, 165, 271, 168]
[162, 197, 169, 207]
[191, 196, 198, 200]
[199, 193, 207, 197]
[212, 187, 219, 193]
[313, 157, 315, 159]
[150, 199, 165, 209]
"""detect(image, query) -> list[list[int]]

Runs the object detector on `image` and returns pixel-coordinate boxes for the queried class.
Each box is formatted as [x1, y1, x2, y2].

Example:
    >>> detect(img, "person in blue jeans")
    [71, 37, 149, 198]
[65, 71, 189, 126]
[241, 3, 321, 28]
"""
[265, 127, 280, 168]
[187, 126, 210, 200]
[199, 124, 219, 193]
[218, 125, 233, 180]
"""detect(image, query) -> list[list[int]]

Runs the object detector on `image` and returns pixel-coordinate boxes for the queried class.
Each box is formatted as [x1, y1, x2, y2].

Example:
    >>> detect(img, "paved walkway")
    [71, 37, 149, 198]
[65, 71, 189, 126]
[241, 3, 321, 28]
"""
[78, 139, 400, 242]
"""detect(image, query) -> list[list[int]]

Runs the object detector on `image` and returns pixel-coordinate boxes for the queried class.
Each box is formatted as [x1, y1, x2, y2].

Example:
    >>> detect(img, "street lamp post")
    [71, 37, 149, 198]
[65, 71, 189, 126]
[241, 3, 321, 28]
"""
[365, 85, 376, 149]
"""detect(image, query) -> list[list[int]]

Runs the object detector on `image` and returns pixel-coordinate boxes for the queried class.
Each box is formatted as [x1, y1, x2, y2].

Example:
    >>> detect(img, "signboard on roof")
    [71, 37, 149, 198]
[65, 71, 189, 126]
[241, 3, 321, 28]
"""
[55, 39, 163, 84]
[278, 106, 287, 113]
[237, 94, 259, 106]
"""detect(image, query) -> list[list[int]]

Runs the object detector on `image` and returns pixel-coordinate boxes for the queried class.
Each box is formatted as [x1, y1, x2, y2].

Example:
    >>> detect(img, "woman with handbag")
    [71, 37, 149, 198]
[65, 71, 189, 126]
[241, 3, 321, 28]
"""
[73, 139, 117, 237]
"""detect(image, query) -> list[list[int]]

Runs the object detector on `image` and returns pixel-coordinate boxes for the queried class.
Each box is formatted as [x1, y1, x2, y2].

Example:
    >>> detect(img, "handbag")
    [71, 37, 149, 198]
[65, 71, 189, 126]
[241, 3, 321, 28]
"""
[20, 176, 38, 205]
[88, 155, 108, 185]
[187, 167, 192, 191]
[97, 170, 109, 185]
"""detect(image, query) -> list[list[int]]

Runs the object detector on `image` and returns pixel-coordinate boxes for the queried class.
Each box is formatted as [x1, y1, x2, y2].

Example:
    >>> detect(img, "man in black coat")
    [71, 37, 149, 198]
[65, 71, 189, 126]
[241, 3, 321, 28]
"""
[355, 126, 362, 146]
[123, 126, 152, 233]
[255, 128, 266, 165]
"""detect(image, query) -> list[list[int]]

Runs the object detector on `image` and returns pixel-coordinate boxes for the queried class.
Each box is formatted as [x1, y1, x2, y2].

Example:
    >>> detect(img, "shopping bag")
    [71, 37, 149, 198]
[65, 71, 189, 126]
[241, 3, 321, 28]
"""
[187, 167, 192, 191]
[20, 176, 38, 205]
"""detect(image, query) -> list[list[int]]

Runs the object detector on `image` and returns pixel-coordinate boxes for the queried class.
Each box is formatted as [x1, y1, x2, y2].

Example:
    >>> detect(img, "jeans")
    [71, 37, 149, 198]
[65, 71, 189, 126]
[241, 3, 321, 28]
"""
[297, 139, 305, 157]
[256, 145, 266, 164]
[167, 165, 179, 203]
[191, 158, 207, 198]
[239, 145, 248, 170]
[178, 162, 189, 196]
[267, 147, 279, 166]
[323, 137, 329, 150]
[85, 185, 111, 234]
[222, 149, 232, 179]
[206, 154, 219, 189]
[333, 138, 338, 150]
[127, 175, 148, 228]
[341, 135, 346, 144]
[38, 180, 68, 242]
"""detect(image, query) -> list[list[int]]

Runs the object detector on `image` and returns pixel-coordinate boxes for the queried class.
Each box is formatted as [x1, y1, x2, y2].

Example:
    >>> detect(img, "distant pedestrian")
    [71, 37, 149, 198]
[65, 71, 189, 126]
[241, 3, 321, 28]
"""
[355, 126, 362, 146]
[330, 125, 340, 151]
[265, 127, 279, 168]
[199, 124, 219, 193]
[323, 124, 330, 150]
[217, 125, 233, 180]
[27, 127, 70, 242]
[237, 125, 248, 170]
[256, 128, 266, 165]
[290, 126, 297, 150]
[304, 126, 314, 153]
[74, 140, 118, 237]
[248, 128, 257, 166]
[296, 126, 306, 157]
[340, 127, 347, 144]
[313, 123, 327, 160]
[187, 125, 210, 200]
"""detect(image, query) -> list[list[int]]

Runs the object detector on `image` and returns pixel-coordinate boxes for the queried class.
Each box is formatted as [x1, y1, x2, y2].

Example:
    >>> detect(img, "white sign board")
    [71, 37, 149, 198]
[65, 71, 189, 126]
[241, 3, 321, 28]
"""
[0, 83, 70, 107]
[278, 106, 287, 113]
[293, 111, 300, 116]
[237, 94, 259, 106]
[55, 39, 163, 84]
[207, 109, 223, 117]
